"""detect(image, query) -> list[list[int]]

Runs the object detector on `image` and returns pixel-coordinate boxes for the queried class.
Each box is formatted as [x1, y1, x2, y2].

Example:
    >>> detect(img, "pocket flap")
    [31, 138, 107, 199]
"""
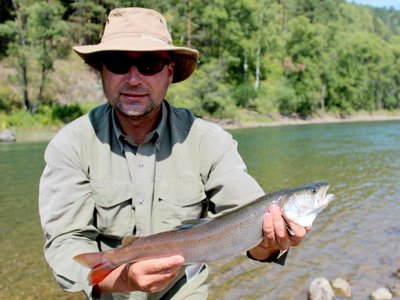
[91, 182, 134, 207]
[158, 180, 206, 206]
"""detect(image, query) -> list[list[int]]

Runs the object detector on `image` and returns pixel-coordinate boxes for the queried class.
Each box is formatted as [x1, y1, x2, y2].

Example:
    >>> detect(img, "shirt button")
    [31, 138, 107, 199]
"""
[139, 161, 144, 168]
[138, 198, 144, 205]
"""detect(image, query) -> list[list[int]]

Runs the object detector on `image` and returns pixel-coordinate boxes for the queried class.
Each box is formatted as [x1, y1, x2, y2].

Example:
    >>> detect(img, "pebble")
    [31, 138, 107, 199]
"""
[370, 287, 393, 300]
[331, 277, 351, 298]
[308, 277, 335, 300]
[390, 284, 400, 297]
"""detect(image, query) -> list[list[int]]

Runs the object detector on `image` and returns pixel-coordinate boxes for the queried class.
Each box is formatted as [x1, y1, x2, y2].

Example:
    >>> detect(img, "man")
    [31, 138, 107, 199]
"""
[39, 7, 309, 300]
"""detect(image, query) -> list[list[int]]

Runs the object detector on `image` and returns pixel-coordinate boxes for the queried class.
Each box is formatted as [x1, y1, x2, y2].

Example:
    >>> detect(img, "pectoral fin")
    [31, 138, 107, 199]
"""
[285, 222, 296, 236]
[185, 263, 205, 282]
[278, 250, 287, 259]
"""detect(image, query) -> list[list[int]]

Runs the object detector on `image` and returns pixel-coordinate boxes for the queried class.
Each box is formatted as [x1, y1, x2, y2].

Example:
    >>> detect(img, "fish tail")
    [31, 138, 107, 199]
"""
[74, 252, 116, 286]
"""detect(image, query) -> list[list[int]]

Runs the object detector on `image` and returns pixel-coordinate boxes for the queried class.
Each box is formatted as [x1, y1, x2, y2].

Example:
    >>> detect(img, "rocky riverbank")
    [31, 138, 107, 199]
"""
[0, 129, 16, 142]
[308, 268, 400, 300]
[209, 111, 400, 130]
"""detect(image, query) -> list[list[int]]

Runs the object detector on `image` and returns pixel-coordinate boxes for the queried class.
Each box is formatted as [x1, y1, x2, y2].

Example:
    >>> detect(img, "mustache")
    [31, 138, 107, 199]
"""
[120, 84, 149, 95]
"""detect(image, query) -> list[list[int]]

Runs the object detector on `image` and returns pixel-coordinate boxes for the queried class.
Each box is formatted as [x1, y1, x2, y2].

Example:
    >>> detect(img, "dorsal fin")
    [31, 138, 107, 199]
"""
[178, 218, 213, 230]
[121, 235, 140, 246]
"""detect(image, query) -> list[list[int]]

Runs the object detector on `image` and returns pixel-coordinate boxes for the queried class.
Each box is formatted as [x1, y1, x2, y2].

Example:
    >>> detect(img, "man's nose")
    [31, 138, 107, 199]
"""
[127, 65, 142, 85]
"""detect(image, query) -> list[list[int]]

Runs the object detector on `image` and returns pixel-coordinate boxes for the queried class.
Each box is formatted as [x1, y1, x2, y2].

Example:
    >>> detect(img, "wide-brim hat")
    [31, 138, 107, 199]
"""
[73, 7, 199, 83]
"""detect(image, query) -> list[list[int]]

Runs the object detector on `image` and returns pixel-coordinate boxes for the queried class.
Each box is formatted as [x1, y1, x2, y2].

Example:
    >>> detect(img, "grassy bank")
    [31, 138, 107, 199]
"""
[3, 108, 400, 143]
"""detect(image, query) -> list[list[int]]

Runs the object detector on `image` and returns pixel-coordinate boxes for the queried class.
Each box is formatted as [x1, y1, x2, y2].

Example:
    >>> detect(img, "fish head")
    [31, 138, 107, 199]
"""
[281, 182, 335, 227]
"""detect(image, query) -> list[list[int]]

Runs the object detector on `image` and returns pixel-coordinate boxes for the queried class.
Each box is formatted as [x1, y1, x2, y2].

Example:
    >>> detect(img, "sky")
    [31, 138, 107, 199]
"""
[347, 0, 400, 9]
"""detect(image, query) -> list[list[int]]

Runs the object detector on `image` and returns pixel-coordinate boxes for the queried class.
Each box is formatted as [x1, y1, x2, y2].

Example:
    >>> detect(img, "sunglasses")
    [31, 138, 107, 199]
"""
[101, 53, 171, 75]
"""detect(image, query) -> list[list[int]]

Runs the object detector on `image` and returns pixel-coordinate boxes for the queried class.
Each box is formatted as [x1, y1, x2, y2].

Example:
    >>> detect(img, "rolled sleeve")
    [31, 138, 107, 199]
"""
[201, 127, 265, 214]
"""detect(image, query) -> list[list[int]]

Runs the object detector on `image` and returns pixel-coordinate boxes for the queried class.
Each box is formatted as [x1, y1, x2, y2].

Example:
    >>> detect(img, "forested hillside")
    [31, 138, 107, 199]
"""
[1, 0, 400, 125]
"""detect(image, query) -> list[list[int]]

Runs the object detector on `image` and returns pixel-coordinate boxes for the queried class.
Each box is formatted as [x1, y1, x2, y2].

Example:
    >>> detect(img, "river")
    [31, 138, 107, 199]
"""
[0, 121, 399, 299]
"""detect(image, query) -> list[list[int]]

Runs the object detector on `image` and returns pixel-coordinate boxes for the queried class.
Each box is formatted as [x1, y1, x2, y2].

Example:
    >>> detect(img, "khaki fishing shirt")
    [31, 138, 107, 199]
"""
[39, 101, 265, 300]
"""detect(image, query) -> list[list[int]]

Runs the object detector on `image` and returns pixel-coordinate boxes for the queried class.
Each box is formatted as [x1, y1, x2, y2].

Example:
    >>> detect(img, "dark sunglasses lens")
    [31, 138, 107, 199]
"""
[136, 58, 168, 75]
[102, 55, 169, 75]
[102, 58, 130, 74]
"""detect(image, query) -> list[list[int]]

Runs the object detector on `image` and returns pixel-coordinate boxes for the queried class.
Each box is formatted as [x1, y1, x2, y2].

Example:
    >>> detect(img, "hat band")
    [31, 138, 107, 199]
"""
[102, 32, 172, 46]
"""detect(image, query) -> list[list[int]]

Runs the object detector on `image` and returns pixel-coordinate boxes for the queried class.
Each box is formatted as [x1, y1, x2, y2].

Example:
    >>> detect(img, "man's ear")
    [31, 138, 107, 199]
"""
[167, 62, 175, 84]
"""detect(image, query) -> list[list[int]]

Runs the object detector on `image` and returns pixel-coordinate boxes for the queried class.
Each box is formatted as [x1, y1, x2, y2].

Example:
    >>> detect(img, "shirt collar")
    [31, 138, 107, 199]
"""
[111, 101, 168, 152]
[154, 102, 167, 151]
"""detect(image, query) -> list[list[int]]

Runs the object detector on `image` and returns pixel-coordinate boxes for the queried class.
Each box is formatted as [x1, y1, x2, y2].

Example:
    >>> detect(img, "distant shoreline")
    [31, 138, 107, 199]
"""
[212, 112, 400, 130]
[6, 111, 400, 143]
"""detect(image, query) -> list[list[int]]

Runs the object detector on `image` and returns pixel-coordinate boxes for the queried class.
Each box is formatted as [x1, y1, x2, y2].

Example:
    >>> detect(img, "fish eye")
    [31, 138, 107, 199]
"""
[310, 187, 317, 194]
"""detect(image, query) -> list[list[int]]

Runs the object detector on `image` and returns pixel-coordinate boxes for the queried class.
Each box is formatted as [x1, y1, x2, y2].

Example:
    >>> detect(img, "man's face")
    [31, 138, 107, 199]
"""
[101, 51, 174, 119]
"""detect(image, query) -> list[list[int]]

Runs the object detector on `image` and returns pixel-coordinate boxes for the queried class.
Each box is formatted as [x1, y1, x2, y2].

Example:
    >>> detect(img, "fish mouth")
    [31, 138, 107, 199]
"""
[324, 193, 335, 203]
[320, 184, 329, 195]
[318, 184, 335, 205]
[315, 183, 332, 205]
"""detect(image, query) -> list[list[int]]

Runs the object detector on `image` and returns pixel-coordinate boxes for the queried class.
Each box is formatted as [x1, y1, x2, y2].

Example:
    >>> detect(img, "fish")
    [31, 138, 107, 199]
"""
[74, 182, 335, 286]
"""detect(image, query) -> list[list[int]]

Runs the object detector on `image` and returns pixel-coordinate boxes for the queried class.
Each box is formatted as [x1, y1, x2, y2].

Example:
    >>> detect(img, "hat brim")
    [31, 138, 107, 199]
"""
[73, 38, 199, 83]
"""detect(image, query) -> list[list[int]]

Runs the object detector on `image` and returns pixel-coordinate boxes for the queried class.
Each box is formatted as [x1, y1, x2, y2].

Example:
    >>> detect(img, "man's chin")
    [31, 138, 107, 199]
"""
[116, 106, 152, 120]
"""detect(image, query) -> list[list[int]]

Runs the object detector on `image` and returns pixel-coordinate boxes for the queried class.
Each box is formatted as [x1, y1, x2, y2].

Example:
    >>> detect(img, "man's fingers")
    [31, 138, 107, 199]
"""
[139, 267, 182, 293]
[141, 255, 185, 274]
[270, 204, 290, 250]
[135, 273, 175, 293]
[262, 204, 290, 251]
[258, 204, 312, 260]
[126, 255, 185, 293]
[262, 211, 276, 243]
[270, 205, 287, 238]
[283, 215, 310, 246]
[262, 204, 312, 250]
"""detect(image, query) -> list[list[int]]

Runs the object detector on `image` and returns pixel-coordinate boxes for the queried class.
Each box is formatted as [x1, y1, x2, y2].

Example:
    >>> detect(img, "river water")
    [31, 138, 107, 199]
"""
[209, 121, 400, 299]
[0, 121, 399, 299]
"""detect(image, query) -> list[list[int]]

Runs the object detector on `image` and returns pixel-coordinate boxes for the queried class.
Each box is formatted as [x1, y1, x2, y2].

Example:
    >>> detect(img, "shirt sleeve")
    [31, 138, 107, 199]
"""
[39, 130, 99, 298]
[202, 130, 265, 215]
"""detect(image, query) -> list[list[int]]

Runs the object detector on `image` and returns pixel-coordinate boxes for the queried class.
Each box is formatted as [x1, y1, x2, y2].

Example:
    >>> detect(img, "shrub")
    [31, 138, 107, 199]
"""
[0, 84, 21, 112]
[231, 84, 258, 109]
[51, 103, 84, 123]
[276, 86, 297, 116]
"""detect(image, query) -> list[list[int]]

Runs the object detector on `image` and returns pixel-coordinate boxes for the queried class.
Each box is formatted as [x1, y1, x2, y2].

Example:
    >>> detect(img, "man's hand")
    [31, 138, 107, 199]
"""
[96, 255, 185, 294]
[125, 255, 185, 293]
[248, 204, 310, 261]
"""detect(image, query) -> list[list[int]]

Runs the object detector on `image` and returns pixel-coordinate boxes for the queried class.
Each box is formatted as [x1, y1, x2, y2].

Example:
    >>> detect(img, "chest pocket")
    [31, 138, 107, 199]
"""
[154, 179, 208, 231]
[91, 182, 134, 238]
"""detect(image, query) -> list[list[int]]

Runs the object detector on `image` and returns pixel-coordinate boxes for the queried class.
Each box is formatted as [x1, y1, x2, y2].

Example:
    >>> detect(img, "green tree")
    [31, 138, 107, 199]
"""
[68, 1, 107, 45]
[372, 7, 400, 36]
[0, 0, 68, 111]
[288, 0, 342, 24]
[328, 31, 394, 112]
[27, 2, 69, 102]
[387, 36, 400, 109]
[282, 16, 325, 116]
[0, 0, 32, 110]
[0, 0, 14, 58]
